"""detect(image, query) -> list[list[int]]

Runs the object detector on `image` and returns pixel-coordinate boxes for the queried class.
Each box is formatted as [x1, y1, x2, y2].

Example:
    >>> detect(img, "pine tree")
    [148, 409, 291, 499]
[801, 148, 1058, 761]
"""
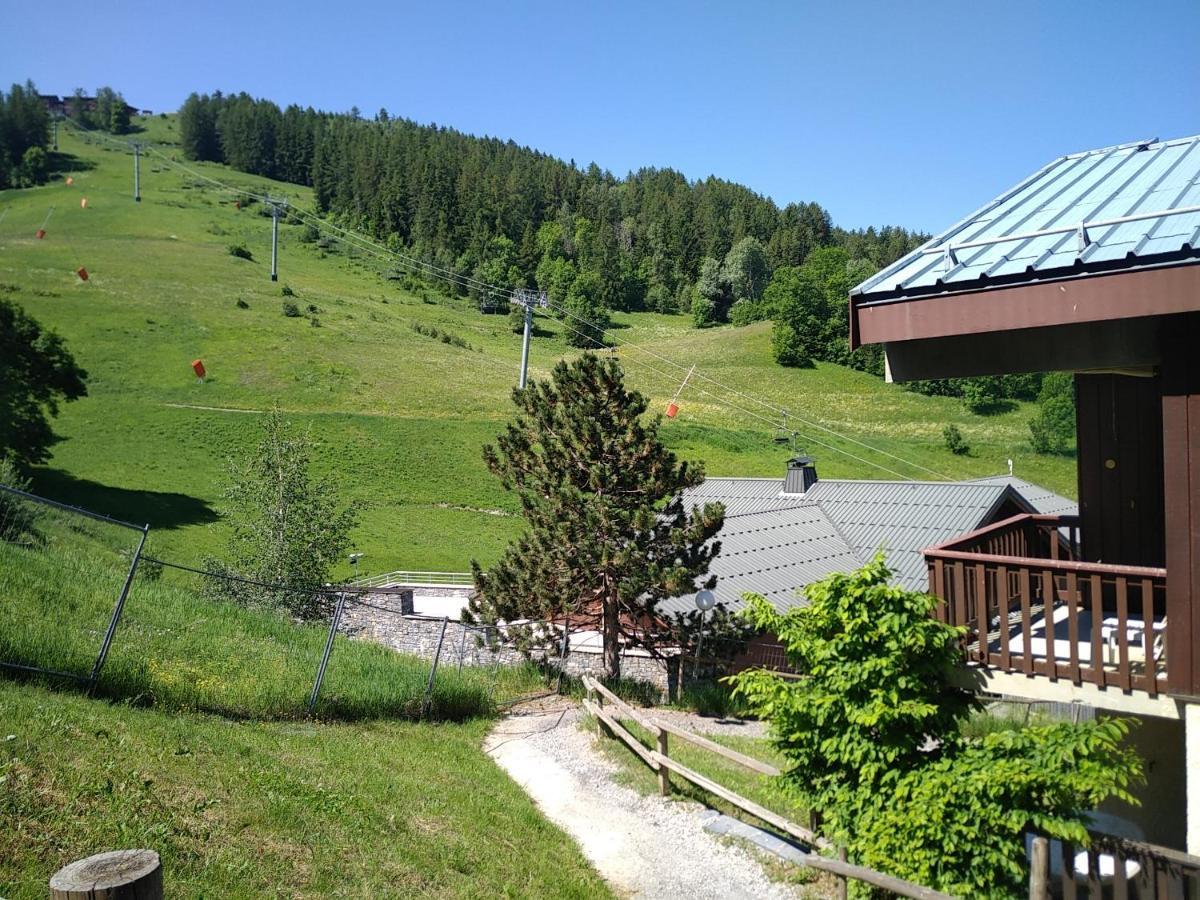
[467, 355, 725, 678]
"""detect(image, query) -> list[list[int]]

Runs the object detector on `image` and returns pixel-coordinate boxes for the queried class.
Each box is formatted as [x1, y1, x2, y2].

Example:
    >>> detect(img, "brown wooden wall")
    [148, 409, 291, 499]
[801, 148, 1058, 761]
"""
[1161, 312, 1200, 696]
[1076, 373, 1165, 568]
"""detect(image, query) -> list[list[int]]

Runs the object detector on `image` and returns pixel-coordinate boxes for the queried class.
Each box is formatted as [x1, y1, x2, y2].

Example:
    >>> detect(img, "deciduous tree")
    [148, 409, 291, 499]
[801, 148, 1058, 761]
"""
[732, 556, 1141, 897]
[209, 410, 358, 619]
[0, 298, 88, 467]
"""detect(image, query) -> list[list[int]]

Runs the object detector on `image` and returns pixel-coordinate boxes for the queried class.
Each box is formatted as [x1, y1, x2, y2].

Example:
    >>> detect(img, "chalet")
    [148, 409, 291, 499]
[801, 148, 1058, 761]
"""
[850, 133, 1200, 853]
[38, 94, 140, 119]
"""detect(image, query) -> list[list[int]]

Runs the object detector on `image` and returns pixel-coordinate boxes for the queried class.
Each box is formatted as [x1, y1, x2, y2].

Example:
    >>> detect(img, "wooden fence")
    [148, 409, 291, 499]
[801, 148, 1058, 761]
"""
[581, 675, 954, 900]
[1030, 832, 1200, 899]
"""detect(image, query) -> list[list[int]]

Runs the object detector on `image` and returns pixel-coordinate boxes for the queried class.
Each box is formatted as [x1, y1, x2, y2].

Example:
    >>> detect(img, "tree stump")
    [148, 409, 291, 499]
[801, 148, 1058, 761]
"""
[50, 849, 162, 899]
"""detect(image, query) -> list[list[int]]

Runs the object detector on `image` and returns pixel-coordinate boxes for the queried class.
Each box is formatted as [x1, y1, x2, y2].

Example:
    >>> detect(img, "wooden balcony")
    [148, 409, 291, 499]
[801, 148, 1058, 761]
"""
[925, 514, 1168, 696]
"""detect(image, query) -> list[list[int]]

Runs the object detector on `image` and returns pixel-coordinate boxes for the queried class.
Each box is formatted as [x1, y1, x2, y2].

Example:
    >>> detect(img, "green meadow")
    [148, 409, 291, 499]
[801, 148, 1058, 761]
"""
[0, 115, 1076, 578]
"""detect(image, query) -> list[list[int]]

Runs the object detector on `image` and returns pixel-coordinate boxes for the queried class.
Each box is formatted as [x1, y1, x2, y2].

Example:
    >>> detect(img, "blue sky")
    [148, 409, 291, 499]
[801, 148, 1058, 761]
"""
[5, 0, 1198, 232]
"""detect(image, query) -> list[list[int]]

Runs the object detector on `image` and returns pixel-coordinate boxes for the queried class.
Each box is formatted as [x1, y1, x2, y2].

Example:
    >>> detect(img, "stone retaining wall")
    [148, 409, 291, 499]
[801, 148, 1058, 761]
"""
[339, 589, 678, 696]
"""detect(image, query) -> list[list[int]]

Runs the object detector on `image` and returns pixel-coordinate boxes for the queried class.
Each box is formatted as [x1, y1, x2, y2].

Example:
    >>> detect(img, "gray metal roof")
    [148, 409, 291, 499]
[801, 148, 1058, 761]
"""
[966, 475, 1077, 517]
[659, 504, 862, 616]
[682, 476, 807, 516]
[803, 480, 1024, 590]
[672, 474, 1060, 614]
[853, 134, 1200, 303]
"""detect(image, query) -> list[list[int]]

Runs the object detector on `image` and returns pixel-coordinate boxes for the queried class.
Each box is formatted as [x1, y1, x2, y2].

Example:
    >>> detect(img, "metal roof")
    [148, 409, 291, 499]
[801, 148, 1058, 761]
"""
[682, 476, 807, 516]
[659, 504, 862, 616]
[966, 475, 1077, 517]
[672, 474, 1054, 614]
[853, 134, 1200, 303]
[803, 480, 1024, 590]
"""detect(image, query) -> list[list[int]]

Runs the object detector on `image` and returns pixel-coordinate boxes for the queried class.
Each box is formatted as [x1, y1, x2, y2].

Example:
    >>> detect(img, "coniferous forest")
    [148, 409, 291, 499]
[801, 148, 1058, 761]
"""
[177, 92, 926, 348]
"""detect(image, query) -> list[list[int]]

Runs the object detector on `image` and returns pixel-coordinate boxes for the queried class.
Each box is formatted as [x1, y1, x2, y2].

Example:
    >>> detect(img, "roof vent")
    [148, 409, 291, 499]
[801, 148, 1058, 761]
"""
[785, 456, 818, 495]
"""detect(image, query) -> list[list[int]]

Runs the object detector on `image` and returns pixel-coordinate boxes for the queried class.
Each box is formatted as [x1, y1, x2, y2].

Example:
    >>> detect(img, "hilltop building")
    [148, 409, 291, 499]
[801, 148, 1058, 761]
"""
[38, 94, 142, 118]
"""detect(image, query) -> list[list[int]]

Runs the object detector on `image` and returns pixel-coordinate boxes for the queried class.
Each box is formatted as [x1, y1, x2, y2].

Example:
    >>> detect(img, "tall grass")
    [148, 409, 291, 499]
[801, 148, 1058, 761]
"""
[0, 529, 537, 721]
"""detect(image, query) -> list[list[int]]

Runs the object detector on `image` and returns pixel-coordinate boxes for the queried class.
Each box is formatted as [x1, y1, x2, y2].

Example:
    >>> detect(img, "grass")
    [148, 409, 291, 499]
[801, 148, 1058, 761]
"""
[0, 510, 542, 721]
[587, 712, 804, 827]
[0, 115, 1076, 579]
[0, 501, 607, 897]
[0, 681, 612, 899]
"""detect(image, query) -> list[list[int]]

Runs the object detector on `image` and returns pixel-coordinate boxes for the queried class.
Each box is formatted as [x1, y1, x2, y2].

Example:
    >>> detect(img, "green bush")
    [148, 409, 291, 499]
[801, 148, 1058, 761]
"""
[281, 284, 295, 297]
[228, 243, 253, 261]
[691, 290, 718, 328]
[731, 556, 1142, 898]
[943, 423, 969, 455]
[1030, 371, 1075, 454]
[282, 301, 301, 317]
[299, 222, 320, 243]
[729, 299, 764, 327]
[236, 298, 250, 309]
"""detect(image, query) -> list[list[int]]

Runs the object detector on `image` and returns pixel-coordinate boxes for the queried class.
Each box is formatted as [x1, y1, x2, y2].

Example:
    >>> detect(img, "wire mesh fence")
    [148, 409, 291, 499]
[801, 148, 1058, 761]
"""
[2, 483, 759, 717]
[0, 483, 146, 687]
[0, 483, 548, 721]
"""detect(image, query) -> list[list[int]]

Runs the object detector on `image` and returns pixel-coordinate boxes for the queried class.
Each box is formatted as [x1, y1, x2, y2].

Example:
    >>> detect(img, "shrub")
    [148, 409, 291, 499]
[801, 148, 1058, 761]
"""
[509, 305, 526, 334]
[280, 284, 294, 297]
[943, 423, 969, 455]
[729, 299, 764, 327]
[305, 303, 320, 314]
[690, 290, 718, 328]
[207, 410, 356, 620]
[235, 298, 250, 309]
[228, 243, 252, 261]
[731, 556, 1142, 898]
[1030, 372, 1075, 454]
[770, 319, 815, 368]
[299, 223, 320, 243]
[282, 301, 301, 317]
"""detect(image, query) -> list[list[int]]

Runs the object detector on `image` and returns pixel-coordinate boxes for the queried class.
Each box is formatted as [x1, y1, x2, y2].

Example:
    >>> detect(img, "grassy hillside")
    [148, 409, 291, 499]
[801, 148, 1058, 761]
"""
[0, 681, 610, 899]
[0, 116, 1076, 576]
[0, 488, 604, 897]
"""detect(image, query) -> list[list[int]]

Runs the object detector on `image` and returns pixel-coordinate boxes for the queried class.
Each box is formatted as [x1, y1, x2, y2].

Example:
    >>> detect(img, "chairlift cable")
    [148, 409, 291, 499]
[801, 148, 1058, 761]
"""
[56, 117, 948, 480]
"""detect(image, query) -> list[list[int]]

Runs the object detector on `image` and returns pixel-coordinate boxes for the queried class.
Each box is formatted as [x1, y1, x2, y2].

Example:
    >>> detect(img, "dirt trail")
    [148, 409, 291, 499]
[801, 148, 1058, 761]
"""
[484, 700, 804, 899]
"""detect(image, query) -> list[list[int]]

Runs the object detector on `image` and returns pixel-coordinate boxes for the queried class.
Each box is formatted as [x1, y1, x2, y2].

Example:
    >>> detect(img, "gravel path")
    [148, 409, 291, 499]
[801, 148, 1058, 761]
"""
[484, 700, 803, 899]
[649, 708, 769, 739]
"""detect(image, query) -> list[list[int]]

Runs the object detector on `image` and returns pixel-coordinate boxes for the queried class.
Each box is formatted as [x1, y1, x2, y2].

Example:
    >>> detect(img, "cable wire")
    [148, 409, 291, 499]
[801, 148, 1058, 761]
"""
[58, 116, 950, 481]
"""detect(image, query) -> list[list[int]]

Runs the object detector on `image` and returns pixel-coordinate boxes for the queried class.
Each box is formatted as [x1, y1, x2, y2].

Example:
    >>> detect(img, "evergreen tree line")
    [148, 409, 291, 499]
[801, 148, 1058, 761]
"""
[0, 81, 50, 189]
[176, 90, 1059, 422]
[177, 91, 924, 341]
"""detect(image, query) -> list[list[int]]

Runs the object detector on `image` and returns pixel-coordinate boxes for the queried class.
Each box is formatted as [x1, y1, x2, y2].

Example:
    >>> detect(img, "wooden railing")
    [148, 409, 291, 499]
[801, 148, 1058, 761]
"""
[925, 514, 1168, 694]
[1031, 831, 1200, 898]
[581, 675, 955, 900]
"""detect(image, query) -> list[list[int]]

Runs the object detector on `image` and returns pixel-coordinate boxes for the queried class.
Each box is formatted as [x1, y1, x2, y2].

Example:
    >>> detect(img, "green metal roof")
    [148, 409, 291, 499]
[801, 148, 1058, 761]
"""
[853, 134, 1200, 303]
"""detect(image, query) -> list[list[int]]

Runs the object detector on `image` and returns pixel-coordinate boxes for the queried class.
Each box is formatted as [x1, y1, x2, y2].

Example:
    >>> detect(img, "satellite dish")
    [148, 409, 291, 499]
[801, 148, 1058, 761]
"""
[694, 589, 716, 612]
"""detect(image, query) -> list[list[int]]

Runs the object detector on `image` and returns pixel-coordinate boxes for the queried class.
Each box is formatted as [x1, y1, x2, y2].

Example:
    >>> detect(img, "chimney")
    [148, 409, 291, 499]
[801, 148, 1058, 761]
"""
[785, 455, 818, 495]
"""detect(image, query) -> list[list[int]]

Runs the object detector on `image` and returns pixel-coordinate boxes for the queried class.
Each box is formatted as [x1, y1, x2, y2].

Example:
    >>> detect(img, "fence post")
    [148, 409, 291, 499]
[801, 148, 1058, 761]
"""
[836, 846, 848, 900]
[657, 729, 670, 796]
[1029, 836, 1049, 900]
[88, 524, 148, 691]
[556, 616, 570, 694]
[456, 627, 468, 672]
[308, 590, 348, 715]
[421, 617, 449, 719]
[592, 680, 605, 737]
